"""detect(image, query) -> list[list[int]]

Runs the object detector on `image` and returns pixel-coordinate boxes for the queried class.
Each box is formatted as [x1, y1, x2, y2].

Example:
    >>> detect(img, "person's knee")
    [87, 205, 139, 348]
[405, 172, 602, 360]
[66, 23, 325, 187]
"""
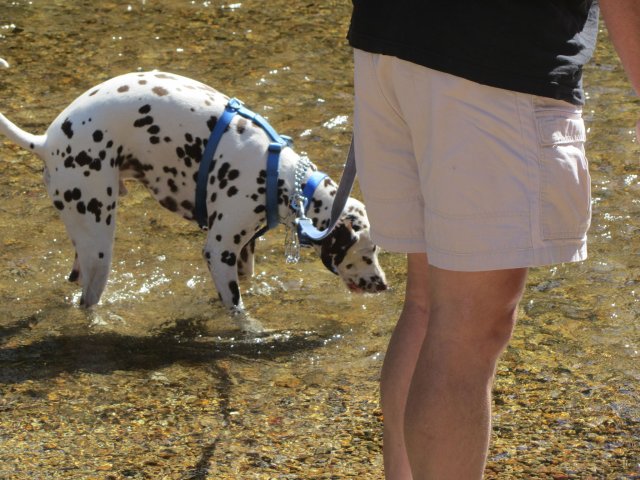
[479, 302, 519, 355]
[427, 267, 527, 367]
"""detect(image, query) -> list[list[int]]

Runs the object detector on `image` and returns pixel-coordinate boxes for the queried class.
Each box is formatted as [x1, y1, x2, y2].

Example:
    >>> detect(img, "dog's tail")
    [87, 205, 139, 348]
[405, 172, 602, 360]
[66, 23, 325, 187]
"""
[0, 112, 46, 157]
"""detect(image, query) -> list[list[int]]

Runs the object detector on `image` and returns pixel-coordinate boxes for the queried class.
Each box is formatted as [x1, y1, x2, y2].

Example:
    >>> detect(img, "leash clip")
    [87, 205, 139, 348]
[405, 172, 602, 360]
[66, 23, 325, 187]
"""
[284, 222, 302, 264]
[284, 195, 309, 264]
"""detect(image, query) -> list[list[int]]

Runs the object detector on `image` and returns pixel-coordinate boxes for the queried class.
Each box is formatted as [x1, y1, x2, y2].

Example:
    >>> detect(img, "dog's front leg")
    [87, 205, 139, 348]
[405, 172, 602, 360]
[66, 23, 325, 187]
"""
[203, 234, 264, 333]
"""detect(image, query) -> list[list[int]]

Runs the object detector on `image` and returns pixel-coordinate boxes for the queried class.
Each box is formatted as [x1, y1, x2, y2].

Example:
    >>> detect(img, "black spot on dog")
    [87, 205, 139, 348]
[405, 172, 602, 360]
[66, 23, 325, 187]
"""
[163, 166, 178, 177]
[119, 156, 154, 179]
[61, 118, 74, 139]
[227, 186, 238, 197]
[139, 104, 151, 114]
[229, 281, 240, 305]
[160, 197, 178, 212]
[68, 268, 80, 282]
[118, 85, 130, 93]
[75, 151, 92, 167]
[77, 202, 86, 214]
[99, 252, 104, 259]
[64, 188, 82, 202]
[134, 116, 154, 128]
[207, 116, 217, 132]
[87, 198, 103, 223]
[182, 136, 205, 167]
[93, 130, 104, 143]
[53, 200, 64, 211]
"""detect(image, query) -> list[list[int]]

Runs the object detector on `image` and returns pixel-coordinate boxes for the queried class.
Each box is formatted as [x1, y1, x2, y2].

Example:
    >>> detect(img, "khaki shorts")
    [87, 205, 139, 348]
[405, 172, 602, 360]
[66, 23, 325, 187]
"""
[353, 49, 591, 271]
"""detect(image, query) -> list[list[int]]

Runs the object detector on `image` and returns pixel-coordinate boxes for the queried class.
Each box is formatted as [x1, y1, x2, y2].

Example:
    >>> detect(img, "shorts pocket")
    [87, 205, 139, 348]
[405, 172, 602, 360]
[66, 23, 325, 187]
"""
[536, 111, 591, 241]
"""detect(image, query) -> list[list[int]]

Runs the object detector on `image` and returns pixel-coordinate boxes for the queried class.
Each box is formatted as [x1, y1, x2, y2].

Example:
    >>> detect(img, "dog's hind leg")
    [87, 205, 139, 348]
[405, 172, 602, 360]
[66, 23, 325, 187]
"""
[68, 252, 80, 283]
[66, 221, 115, 307]
[46, 169, 118, 308]
[237, 239, 255, 278]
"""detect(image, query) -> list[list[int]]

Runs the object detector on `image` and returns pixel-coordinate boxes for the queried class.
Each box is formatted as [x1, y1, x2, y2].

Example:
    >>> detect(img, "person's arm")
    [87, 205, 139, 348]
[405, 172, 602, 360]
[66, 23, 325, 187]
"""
[599, 0, 640, 138]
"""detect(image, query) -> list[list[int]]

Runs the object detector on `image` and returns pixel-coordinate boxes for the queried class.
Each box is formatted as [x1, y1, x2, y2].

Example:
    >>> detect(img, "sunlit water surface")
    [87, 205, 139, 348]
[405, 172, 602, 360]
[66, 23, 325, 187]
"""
[0, 1, 639, 478]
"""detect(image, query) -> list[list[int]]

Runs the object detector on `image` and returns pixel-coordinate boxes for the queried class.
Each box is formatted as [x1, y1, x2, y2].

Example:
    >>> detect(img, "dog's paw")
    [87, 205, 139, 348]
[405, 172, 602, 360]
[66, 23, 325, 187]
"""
[230, 308, 266, 335]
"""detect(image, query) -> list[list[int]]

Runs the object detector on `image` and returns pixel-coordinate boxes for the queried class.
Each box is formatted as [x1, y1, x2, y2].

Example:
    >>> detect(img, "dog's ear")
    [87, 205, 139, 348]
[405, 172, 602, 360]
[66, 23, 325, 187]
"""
[318, 223, 357, 275]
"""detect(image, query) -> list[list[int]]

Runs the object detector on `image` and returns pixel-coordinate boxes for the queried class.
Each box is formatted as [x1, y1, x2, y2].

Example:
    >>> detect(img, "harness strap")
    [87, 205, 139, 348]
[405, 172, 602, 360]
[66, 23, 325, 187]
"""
[196, 98, 289, 232]
[297, 138, 356, 244]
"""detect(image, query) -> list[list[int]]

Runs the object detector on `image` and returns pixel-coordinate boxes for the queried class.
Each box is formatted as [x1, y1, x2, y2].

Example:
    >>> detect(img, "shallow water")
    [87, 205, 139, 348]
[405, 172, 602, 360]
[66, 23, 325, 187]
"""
[0, 1, 639, 478]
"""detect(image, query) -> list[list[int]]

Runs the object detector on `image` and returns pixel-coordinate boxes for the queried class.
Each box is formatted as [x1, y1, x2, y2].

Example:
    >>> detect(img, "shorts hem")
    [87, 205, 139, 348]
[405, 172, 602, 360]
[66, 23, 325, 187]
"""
[425, 241, 588, 272]
[370, 230, 427, 254]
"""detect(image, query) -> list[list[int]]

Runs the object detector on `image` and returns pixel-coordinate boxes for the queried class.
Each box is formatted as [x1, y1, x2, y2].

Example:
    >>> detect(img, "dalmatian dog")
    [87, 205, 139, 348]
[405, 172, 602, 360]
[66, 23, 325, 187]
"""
[0, 71, 387, 330]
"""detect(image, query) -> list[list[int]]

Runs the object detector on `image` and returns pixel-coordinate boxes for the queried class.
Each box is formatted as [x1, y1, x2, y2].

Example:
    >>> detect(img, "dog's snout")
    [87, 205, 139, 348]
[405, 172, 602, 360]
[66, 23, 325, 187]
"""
[348, 275, 388, 293]
[371, 275, 388, 292]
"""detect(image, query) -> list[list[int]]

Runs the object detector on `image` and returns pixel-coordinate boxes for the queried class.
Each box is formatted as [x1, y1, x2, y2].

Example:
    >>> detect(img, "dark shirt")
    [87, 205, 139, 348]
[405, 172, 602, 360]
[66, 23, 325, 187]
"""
[348, 0, 599, 105]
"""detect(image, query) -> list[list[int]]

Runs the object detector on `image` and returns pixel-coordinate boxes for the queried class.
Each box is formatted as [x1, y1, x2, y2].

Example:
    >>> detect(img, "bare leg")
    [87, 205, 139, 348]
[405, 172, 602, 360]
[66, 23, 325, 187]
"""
[404, 264, 527, 479]
[380, 253, 430, 479]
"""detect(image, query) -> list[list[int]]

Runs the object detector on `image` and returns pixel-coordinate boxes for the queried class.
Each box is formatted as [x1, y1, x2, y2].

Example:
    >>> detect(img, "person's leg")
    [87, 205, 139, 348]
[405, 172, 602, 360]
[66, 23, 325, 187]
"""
[403, 265, 528, 479]
[380, 253, 430, 479]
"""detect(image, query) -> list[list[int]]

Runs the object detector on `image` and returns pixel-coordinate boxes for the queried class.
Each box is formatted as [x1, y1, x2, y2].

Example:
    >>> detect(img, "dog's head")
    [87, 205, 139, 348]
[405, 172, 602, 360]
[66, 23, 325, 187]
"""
[313, 198, 387, 293]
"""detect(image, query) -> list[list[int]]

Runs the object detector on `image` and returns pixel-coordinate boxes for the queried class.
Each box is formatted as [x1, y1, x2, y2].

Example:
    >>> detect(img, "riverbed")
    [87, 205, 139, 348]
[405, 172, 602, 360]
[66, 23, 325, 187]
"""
[0, 1, 639, 478]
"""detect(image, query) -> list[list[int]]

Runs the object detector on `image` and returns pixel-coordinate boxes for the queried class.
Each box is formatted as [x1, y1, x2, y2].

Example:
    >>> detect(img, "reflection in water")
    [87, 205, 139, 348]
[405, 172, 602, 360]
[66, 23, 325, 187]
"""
[0, 0, 639, 477]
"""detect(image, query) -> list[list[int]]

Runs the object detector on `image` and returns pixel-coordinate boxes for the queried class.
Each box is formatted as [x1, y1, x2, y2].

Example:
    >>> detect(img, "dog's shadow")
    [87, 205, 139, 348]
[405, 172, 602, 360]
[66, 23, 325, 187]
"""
[0, 316, 332, 384]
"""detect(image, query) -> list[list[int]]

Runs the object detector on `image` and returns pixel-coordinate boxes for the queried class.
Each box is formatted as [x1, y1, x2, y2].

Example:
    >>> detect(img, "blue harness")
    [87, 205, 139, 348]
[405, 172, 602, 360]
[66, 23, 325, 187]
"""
[196, 98, 303, 237]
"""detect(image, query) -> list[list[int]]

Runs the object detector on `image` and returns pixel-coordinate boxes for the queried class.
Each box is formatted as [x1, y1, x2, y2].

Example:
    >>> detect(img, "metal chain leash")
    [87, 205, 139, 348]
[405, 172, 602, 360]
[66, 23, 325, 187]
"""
[284, 155, 313, 264]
